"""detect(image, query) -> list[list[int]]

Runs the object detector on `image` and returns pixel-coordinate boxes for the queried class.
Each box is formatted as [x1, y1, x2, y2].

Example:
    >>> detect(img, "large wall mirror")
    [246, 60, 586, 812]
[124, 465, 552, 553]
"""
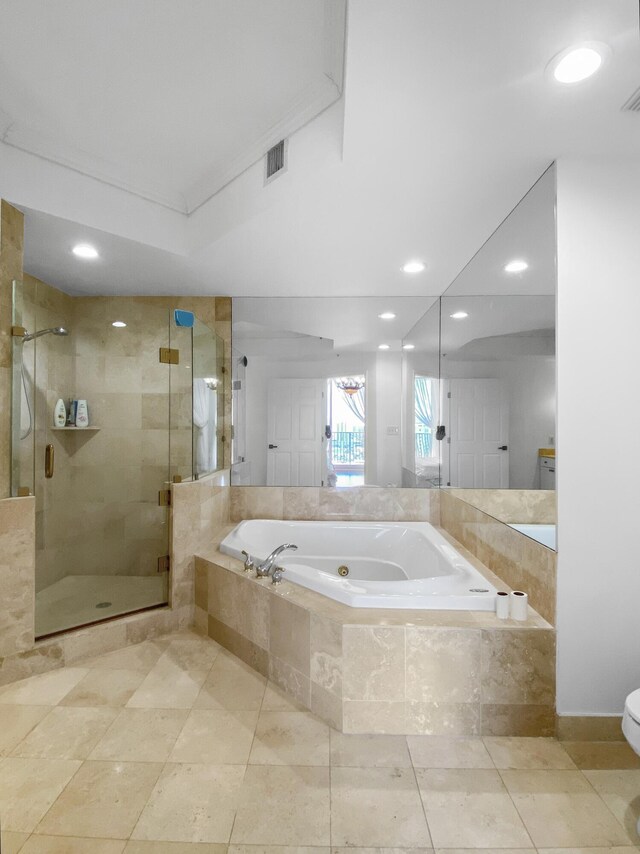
[231, 297, 435, 486]
[231, 164, 556, 517]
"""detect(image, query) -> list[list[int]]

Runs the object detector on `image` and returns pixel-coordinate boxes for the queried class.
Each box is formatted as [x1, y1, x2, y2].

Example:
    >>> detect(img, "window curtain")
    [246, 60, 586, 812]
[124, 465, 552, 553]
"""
[338, 384, 365, 423]
[415, 375, 433, 429]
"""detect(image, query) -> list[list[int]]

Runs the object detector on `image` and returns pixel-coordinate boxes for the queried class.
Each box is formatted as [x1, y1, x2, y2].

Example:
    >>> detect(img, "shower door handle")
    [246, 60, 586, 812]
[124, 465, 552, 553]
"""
[45, 444, 55, 478]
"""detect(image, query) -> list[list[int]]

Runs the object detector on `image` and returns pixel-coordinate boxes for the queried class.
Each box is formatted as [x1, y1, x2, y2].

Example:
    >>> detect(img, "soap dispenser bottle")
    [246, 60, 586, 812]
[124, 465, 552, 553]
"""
[75, 400, 89, 428]
[54, 399, 67, 428]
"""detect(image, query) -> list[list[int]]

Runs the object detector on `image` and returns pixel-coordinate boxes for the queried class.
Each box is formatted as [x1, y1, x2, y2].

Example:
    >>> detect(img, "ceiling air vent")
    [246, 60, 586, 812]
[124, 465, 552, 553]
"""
[622, 86, 640, 112]
[265, 139, 287, 184]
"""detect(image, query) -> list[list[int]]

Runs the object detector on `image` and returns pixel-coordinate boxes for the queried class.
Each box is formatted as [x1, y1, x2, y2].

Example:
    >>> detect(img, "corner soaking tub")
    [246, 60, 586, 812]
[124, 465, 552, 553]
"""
[219, 520, 497, 610]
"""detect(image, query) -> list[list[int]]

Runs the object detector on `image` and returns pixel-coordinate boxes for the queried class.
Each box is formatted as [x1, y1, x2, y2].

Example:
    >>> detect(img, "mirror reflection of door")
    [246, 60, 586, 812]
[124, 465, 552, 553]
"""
[327, 376, 365, 487]
[444, 378, 509, 487]
[266, 378, 325, 486]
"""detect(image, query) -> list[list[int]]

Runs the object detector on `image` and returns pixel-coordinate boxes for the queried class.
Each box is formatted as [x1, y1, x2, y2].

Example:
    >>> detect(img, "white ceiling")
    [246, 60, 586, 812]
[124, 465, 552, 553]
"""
[233, 296, 436, 353]
[0, 0, 344, 213]
[2, 0, 640, 300]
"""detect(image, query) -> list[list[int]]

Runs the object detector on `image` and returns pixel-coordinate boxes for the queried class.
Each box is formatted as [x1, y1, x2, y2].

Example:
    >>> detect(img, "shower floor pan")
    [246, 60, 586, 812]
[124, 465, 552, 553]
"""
[35, 574, 166, 638]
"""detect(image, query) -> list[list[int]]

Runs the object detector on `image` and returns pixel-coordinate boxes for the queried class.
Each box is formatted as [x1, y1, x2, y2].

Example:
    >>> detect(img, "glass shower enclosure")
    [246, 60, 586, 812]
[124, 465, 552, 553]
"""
[11, 279, 226, 638]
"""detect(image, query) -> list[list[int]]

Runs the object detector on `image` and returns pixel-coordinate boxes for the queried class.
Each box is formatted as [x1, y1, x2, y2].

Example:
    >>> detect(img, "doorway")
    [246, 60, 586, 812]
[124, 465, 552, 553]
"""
[328, 376, 365, 487]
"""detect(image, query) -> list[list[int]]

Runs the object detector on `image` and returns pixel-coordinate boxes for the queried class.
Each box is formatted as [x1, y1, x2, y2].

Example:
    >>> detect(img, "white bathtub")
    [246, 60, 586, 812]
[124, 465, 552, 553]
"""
[219, 520, 497, 610]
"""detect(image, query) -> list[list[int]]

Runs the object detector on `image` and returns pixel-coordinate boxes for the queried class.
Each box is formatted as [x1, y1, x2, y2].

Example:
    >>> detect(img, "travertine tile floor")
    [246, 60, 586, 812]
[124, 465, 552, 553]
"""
[0, 630, 638, 853]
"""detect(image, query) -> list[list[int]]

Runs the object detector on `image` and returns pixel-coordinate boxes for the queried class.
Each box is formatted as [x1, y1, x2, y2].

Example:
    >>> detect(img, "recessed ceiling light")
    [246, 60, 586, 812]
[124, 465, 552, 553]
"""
[450, 311, 468, 320]
[378, 344, 390, 350]
[378, 312, 396, 320]
[402, 343, 415, 350]
[504, 259, 528, 273]
[549, 43, 609, 84]
[401, 260, 426, 274]
[111, 321, 127, 328]
[72, 243, 99, 259]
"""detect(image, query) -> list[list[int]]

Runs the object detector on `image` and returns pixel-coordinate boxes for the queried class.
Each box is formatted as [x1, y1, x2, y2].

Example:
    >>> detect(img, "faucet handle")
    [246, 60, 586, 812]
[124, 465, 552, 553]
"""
[271, 566, 286, 584]
[241, 550, 254, 573]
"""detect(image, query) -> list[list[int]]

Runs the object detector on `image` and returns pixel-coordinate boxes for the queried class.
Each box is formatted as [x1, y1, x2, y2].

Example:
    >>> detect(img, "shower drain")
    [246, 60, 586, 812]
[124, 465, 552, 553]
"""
[95, 601, 112, 609]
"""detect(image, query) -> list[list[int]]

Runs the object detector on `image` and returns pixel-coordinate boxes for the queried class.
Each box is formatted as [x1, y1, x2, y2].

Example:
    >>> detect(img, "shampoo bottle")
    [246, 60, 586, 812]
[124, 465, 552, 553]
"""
[75, 400, 89, 428]
[54, 399, 67, 428]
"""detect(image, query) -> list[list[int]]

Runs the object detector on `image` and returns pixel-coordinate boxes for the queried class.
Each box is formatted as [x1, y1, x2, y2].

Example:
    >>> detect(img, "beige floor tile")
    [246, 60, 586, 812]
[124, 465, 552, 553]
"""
[435, 849, 535, 854]
[408, 736, 494, 769]
[416, 768, 531, 848]
[249, 711, 330, 766]
[169, 709, 258, 764]
[194, 652, 266, 710]
[59, 668, 146, 707]
[0, 757, 81, 832]
[132, 763, 245, 843]
[501, 769, 634, 847]
[159, 636, 221, 670]
[231, 848, 330, 854]
[564, 741, 640, 769]
[331, 766, 431, 848]
[231, 765, 330, 846]
[330, 732, 412, 767]
[89, 708, 189, 761]
[126, 659, 208, 709]
[0, 831, 31, 854]
[20, 836, 127, 853]
[484, 737, 577, 769]
[537, 848, 640, 854]
[332, 849, 433, 854]
[0, 668, 89, 705]
[11, 707, 118, 759]
[0, 705, 50, 755]
[82, 641, 165, 673]
[584, 769, 640, 839]
[262, 682, 308, 711]
[36, 760, 163, 839]
[126, 843, 229, 853]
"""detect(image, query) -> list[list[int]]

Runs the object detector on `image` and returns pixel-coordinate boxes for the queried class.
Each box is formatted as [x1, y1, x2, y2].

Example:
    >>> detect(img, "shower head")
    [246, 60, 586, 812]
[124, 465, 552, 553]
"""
[22, 326, 70, 342]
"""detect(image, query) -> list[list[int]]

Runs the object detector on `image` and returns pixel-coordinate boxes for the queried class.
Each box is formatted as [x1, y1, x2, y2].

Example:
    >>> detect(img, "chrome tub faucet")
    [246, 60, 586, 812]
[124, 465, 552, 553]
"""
[255, 543, 298, 577]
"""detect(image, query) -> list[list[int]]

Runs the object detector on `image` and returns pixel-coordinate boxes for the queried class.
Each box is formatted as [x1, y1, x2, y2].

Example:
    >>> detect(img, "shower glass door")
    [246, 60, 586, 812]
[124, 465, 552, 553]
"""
[12, 279, 171, 637]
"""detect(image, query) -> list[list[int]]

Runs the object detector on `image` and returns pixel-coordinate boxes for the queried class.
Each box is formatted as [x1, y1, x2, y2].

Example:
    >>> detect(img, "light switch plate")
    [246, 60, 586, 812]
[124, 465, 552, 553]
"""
[386, 425, 400, 435]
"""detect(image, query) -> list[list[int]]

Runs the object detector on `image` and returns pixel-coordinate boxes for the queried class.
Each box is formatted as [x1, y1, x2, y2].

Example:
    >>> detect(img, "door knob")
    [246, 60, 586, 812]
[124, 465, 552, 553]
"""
[268, 444, 278, 449]
[498, 445, 508, 451]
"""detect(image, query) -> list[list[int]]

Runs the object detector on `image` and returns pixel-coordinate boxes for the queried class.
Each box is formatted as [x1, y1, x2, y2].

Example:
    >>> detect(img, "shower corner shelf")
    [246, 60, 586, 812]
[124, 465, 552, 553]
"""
[51, 426, 101, 432]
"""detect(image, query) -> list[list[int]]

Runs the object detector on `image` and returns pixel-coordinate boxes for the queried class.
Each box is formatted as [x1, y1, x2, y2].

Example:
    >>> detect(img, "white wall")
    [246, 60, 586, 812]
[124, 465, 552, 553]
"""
[556, 158, 640, 716]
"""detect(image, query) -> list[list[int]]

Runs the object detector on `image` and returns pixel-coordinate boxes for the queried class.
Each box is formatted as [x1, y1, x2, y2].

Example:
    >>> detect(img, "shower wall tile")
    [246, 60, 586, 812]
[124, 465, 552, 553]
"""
[0, 202, 25, 498]
[0, 497, 35, 656]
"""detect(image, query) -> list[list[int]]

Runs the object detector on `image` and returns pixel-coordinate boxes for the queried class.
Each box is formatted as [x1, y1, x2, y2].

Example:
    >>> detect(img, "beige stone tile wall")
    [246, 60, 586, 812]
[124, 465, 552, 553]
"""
[447, 487, 557, 524]
[199, 550, 555, 736]
[231, 485, 440, 523]
[171, 470, 230, 618]
[0, 202, 24, 499]
[440, 489, 557, 624]
[0, 496, 35, 657]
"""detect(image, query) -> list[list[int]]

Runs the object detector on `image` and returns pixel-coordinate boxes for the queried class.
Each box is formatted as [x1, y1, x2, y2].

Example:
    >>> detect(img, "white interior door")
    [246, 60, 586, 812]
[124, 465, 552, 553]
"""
[266, 378, 325, 486]
[445, 378, 509, 487]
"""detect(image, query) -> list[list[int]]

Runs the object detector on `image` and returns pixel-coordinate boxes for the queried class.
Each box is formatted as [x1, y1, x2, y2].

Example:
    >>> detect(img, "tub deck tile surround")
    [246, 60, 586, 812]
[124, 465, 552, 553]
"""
[197, 526, 555, 737]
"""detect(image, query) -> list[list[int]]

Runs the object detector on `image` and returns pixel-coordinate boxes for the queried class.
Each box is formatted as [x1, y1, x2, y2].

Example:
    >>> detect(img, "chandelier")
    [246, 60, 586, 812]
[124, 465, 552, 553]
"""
[336, 377, 365, 396]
